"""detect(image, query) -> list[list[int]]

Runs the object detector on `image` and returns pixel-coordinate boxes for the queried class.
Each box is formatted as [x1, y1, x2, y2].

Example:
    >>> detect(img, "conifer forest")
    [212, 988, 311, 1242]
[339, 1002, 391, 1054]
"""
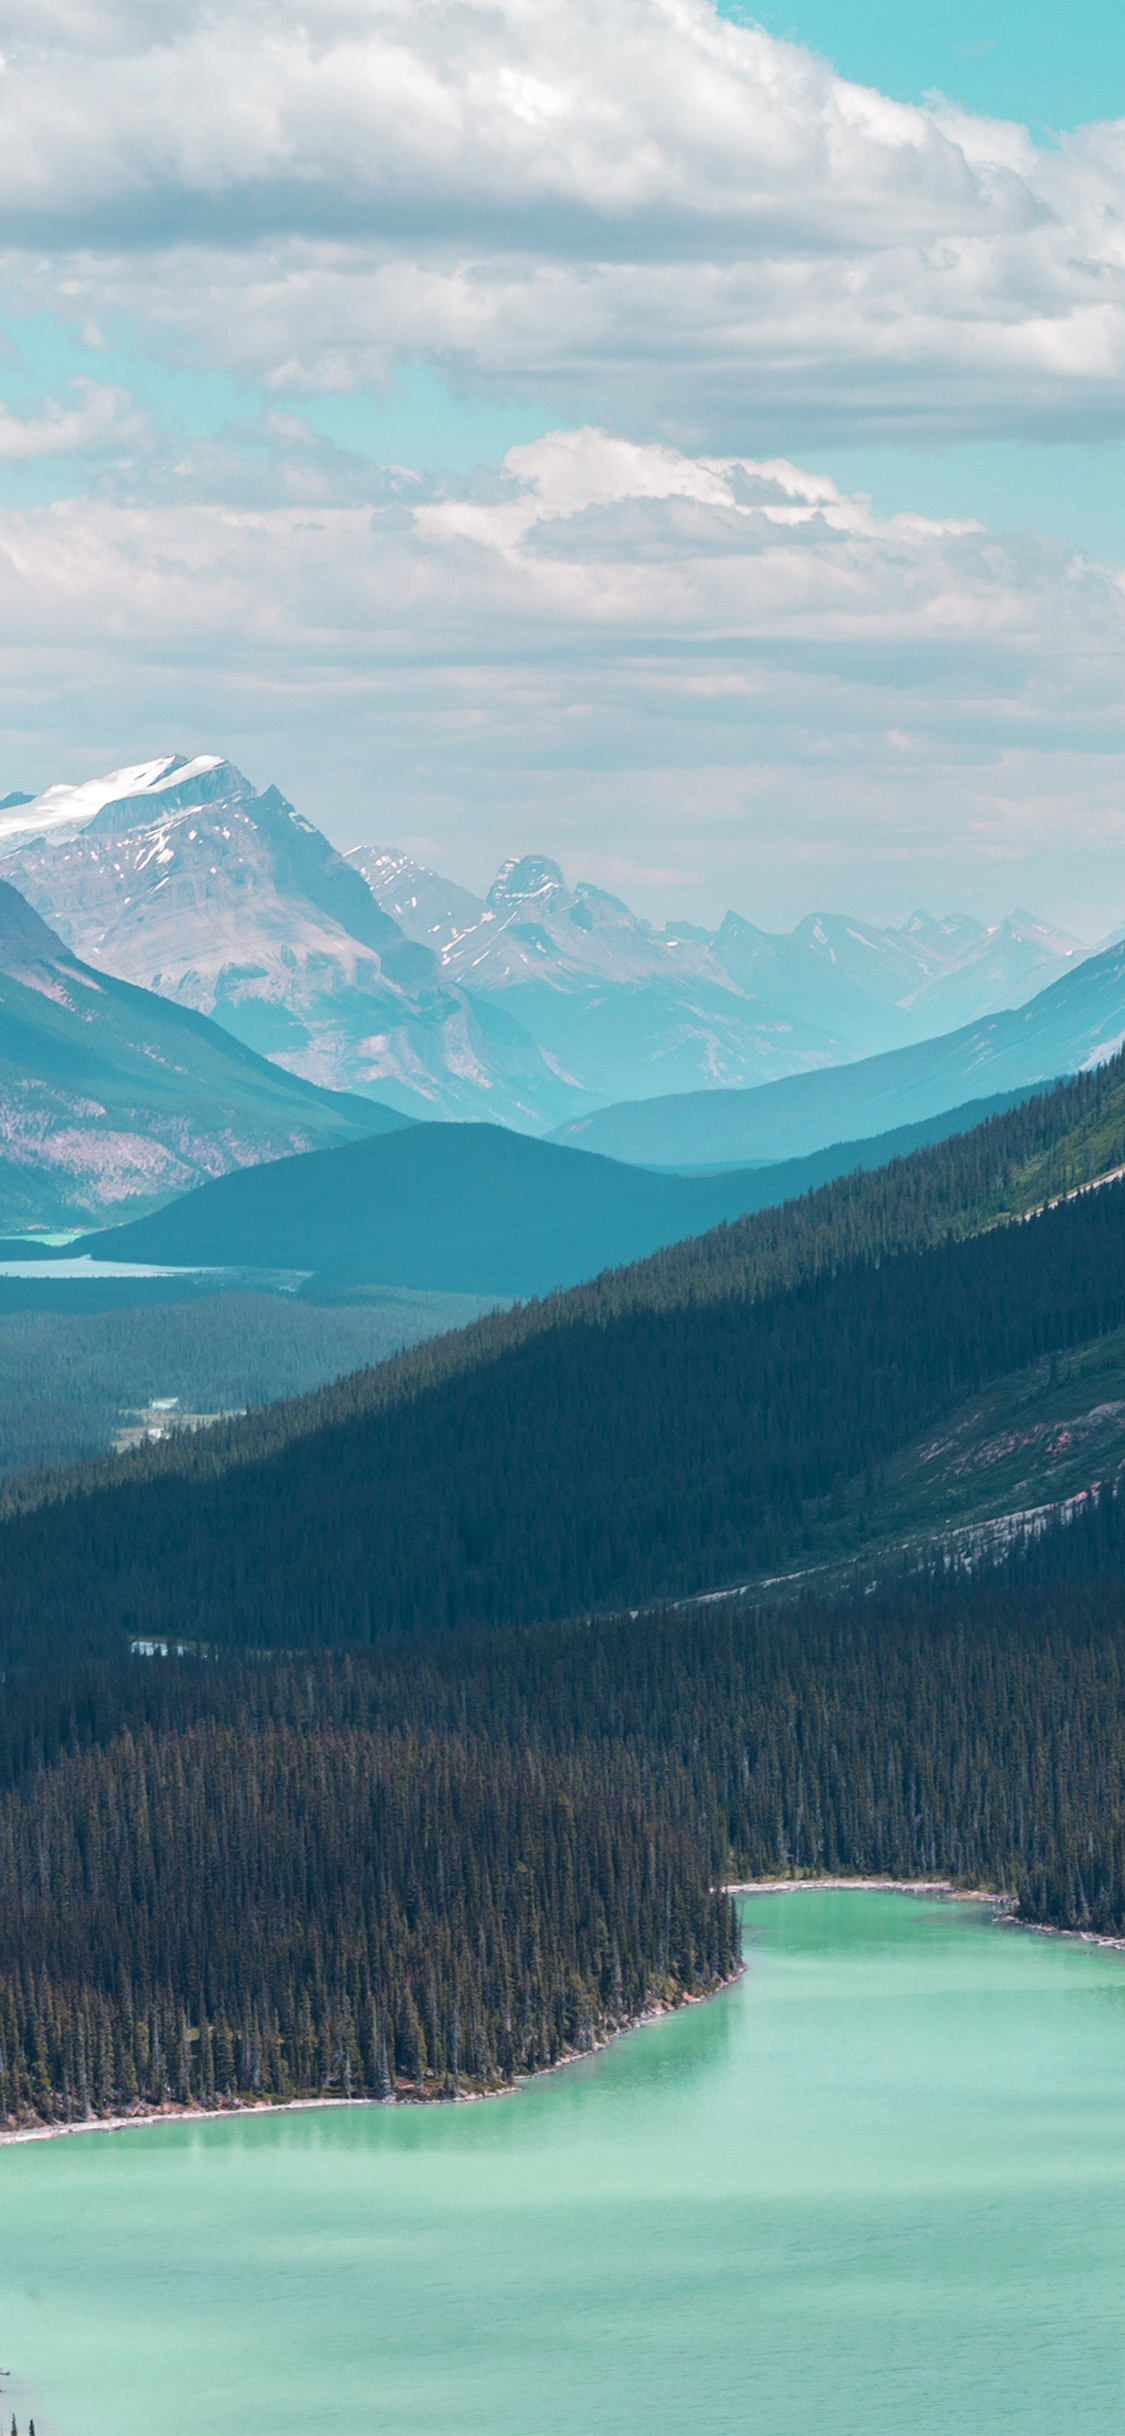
[4, 1064, 1125, 2122]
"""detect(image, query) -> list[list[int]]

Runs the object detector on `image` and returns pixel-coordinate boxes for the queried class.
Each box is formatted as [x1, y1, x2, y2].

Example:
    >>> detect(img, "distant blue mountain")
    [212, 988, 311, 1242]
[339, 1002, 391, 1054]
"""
[71, 1089, 1038, 1299]
[548, 941, 1125, 1169]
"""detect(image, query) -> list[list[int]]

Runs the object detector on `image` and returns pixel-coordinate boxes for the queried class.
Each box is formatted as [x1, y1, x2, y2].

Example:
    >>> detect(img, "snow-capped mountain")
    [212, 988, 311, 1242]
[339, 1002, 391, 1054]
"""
[0, 757, 1094, 1135]
[350, 848, 856, 1104]
[0, 757, 227, 847]
[0, 762, 589, 1132]
[353, 846, 1090, 1102]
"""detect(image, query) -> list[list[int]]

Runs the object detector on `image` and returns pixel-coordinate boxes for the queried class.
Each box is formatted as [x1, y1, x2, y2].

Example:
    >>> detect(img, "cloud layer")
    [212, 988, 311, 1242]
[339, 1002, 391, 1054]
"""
[3, 0, 1125, 446]
[2, 428, 1123, 926]
[2, 1, 1124, 928]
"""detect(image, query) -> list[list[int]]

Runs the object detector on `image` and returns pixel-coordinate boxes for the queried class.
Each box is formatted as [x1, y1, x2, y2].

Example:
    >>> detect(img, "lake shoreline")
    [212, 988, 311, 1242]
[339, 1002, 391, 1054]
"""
[726, 1875, 1012, 1902]
[0, 1970, 744, 2150]
[728, 1875, 1125, 1957]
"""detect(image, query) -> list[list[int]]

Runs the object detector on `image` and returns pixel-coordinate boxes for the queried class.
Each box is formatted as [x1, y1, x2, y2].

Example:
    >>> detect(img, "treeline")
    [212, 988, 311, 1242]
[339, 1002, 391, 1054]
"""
[0, 1715, 737, 2122]
[5, 1489, 1125, 2119]
[6, 1172, 1125, 1656]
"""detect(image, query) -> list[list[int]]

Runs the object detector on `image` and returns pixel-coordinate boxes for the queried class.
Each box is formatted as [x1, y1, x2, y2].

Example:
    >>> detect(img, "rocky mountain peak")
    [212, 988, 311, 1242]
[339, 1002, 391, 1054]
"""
[87, 756, 248, 833]
[488, 856, 568, 913]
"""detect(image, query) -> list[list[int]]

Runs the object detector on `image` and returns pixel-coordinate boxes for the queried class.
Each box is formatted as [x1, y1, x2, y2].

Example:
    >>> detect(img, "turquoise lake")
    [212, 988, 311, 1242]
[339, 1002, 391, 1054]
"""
[5, 1888, 1125, 2436]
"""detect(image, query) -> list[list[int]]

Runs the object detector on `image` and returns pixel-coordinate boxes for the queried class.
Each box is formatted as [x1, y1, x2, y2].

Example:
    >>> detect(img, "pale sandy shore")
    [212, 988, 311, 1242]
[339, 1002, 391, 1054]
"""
[0, 1974, 745, 2150]
[0, 2094, 366, 2149]
[726, 1875, 1010, 1901]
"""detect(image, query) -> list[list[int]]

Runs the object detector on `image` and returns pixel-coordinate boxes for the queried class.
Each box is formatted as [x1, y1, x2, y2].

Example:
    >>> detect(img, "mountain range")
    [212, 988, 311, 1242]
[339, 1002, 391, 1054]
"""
[0, 877, 399, 1231]
[0, 759, 582, 1135]
[552, 938, 1125, 1167]
[0, 755, 1097, 1140]
[356, 846, 1090, 1100]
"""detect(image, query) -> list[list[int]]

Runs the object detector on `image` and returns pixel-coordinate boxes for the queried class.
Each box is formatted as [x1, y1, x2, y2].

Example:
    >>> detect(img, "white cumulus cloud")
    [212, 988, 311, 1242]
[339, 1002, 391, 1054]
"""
[1, 427, 1123, 926]
[0, 0, 1124, 445]
[0, 379, 145, 461]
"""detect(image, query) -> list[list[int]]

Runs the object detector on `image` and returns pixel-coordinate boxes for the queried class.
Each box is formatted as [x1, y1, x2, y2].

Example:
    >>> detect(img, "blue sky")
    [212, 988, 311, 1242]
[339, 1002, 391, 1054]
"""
[738, 0, 1125, 136]
[729, 0, 1125, 551]
[0, 0, 1124, 933]
[3, 0, 1124, 541]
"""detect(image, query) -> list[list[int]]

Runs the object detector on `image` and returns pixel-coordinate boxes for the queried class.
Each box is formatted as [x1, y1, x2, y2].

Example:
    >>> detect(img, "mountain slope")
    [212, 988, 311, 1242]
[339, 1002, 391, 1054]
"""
[7, 1052, 1125, 1650]
[0, 879, 401, 1228]
[6, 1143, 1125, 1656]
[550, 939, 1125, 1166]
[0, 758, 585, 1132]
[70, 1082, 1043, 1297]
[900, 909, 1088, 1034]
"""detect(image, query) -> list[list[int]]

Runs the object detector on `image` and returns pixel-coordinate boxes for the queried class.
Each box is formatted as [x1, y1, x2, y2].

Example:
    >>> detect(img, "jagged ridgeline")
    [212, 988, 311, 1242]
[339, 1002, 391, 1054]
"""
[5, 1052, 1125, 1651]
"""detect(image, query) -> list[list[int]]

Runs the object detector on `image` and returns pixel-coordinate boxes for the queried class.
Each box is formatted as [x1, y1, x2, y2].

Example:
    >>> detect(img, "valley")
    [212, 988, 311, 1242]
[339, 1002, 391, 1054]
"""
[5, 758, 1125, 2343]
[0, 1282, 500, 1479]
[9, 7, 1125, 2428]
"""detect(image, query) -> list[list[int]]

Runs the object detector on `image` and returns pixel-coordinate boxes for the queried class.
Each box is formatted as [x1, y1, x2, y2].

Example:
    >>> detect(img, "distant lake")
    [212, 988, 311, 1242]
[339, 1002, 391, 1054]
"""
[0, 1257, 220, 1280]
[5, 1889, 1125, 2436]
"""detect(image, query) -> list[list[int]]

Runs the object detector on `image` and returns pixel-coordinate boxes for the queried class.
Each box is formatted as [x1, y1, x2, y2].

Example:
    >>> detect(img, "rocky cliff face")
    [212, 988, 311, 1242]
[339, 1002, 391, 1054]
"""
[0, 762, 587, 1132]
[349, 847, 853, 1107]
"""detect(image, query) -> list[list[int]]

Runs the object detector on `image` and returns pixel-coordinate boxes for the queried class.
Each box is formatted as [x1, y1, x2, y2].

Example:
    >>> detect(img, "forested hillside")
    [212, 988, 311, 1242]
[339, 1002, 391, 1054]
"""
[0, 1718, 735, 2117]
[6, 1058, 1125, 2127]
[65, 1088, 1029, 1299]
[6, 1146, 1125, 1655]
[0, 1283, 498, 1478]
[5, 1481, 1125, 2121]
[7, 1046, 1123, 1513]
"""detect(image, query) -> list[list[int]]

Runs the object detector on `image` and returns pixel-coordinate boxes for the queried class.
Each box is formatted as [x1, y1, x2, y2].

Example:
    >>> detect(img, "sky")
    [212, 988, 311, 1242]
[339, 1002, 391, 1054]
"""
[1, 0, 1125, 936]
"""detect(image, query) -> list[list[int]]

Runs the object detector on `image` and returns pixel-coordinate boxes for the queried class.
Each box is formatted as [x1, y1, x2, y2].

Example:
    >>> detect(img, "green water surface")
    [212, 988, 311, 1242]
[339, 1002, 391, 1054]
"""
[5, 1889, 1125, 2436]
